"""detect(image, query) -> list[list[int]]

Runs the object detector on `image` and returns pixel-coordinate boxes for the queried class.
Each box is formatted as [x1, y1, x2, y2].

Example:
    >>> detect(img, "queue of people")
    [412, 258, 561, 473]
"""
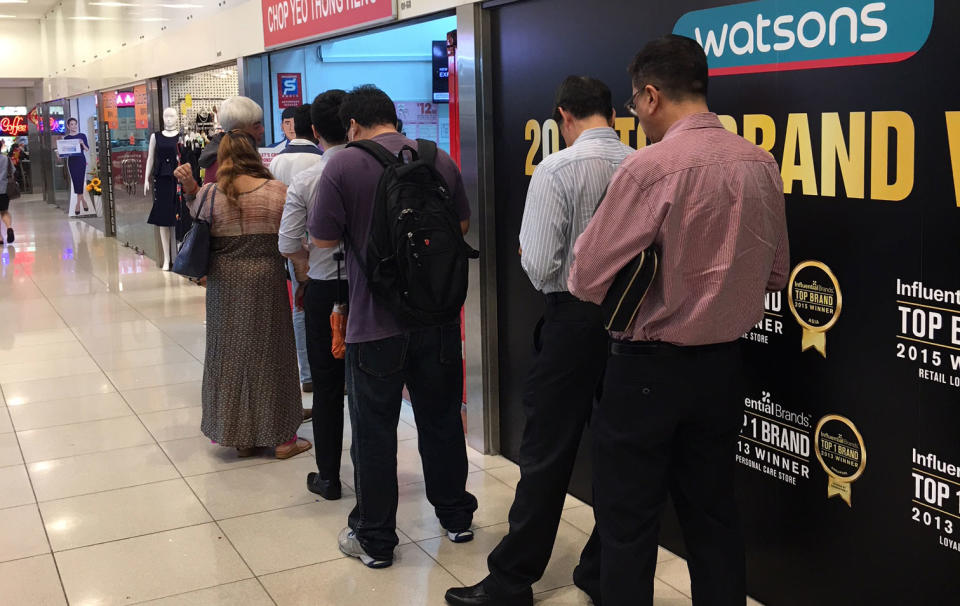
[171, 33, 788, 606]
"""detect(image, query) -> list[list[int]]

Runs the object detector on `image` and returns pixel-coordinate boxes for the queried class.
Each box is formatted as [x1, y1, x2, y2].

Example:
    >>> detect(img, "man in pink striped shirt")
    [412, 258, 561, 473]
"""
[568, 35, 789, 606]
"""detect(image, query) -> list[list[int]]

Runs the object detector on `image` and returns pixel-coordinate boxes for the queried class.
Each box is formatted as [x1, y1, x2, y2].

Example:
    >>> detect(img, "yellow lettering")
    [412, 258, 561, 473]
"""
[524, 119, 541, 176]
[718, 114, 738, 134]
[946, 112, 960, 207]
[821, 112, 865, 199]
[542, 118, 561, 159]
[781, 113, 818, 195]
[870, 111, 914, 201]
[636, 122, 647, 149]
[743, 114, 776, 151]
[614, 117, 634, 146]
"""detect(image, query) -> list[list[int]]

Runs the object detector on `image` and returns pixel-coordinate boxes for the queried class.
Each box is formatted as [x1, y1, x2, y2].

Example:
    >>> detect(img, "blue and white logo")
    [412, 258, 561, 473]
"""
[280, 76, 300, 96]
[673, 0, 934, 75]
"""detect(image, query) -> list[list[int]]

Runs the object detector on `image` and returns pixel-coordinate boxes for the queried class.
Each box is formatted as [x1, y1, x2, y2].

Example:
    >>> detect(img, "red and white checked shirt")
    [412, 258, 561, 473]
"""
[568, 112, 789, 346]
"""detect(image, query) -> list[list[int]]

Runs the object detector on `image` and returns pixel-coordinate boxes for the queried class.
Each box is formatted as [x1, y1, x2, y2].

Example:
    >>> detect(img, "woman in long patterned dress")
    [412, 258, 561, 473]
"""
[179, 130, 311, 459]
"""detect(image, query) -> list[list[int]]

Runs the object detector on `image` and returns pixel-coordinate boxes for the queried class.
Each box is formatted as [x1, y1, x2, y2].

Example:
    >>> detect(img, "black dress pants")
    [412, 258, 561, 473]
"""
[303, 279, 347, 481]
[485, 293, 608, 597]
[594, 340, 746, 606]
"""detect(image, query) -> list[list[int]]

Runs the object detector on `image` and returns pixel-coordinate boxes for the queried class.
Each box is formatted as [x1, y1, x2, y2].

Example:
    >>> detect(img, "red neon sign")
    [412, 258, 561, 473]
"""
[0, 115, 27, 136]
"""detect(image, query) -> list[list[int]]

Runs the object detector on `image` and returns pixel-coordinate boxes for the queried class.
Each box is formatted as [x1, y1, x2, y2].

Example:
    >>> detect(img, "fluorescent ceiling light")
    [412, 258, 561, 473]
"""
[89, 2, 136, 6]
[140, 16, 168, 21]
[0, 14, 16, 18]
[159, 3, 203, 7]
[69, 15, 112, 19]
[0, 1, 28, 5]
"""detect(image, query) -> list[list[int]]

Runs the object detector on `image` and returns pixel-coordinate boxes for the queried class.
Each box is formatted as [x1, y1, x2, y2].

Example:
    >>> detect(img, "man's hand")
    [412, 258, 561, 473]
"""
[294, 281, 307, 311]
[174, 164, 199, 196]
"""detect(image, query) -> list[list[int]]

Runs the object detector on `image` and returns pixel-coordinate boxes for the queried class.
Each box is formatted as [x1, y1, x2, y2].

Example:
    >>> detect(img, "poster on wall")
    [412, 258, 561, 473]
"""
[488, 0, 958, 604]
[134, 85, 149, 129]
[276, 73, 303, 109]
[395, 101, 439, 141]
[102, 92, 118, 130]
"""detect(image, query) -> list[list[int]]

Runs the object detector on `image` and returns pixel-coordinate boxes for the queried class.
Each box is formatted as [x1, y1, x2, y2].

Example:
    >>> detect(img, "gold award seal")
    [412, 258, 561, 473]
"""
[814, 415, 866, 507]
[788, 261, 842, 357]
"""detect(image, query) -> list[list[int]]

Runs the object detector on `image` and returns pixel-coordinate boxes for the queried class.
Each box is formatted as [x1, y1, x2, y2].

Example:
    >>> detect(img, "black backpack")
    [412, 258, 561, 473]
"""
[348, 138, 479, 326]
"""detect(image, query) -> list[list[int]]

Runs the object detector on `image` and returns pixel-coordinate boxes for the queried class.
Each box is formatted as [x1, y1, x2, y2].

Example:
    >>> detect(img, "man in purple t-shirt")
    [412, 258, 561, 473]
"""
[307, 85, 477, 569]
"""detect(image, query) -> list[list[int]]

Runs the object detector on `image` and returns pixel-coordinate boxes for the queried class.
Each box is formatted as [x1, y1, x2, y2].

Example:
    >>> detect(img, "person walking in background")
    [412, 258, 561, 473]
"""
[568, 35, 790, 606]
[445, 76, 633, 606]
[272, 103, 325, 393]
[174, 131, 312, 460]
[0, 145, 13, 244]
[199, 96, 266, 185]
[279, 90, 350, 500]
[308, 85, 477, 569]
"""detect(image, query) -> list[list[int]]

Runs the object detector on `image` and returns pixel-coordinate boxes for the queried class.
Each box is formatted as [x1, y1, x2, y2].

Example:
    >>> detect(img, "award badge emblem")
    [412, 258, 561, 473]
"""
[814, 415, 866, 506]
[788, 261, 842, 357]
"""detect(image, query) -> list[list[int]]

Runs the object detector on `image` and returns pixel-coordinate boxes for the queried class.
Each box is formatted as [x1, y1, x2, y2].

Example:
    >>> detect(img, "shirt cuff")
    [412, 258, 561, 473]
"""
[278, 234, 303, 255]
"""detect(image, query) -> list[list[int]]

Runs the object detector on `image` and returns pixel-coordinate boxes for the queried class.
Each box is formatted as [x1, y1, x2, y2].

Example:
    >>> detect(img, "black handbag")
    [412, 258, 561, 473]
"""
[173, 186, 213, 278]
[601, 245, 659, 332]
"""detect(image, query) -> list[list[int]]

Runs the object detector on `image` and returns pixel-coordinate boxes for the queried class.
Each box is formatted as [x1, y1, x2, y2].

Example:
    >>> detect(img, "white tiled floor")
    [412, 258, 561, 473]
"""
[0, 197, 758, 605]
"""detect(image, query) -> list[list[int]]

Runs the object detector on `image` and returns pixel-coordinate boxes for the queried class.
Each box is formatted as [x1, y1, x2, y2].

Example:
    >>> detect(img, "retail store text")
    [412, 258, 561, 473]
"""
[525, 112, 960, 206]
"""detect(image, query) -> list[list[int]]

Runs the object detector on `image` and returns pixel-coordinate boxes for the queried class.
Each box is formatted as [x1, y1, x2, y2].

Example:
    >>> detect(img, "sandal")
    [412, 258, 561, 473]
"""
[302, 408, 312, 423]
[236, 447, 256, 457]
[276, 437, 312, 460]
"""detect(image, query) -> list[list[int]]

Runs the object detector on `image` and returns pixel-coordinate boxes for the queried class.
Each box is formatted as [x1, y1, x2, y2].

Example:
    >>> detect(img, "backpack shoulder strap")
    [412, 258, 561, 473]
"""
[347, 140, 400, 167]
[415, 139, 438, 166]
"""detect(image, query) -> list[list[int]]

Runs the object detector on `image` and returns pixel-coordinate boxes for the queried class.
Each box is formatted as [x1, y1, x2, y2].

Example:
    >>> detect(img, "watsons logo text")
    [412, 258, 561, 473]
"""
[673, 0, 933, 76]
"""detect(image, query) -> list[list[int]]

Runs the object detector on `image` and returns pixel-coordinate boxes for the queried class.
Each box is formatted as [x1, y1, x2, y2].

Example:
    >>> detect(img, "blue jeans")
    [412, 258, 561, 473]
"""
[288, 259, 311, 385]
[345, 323, 477, 560]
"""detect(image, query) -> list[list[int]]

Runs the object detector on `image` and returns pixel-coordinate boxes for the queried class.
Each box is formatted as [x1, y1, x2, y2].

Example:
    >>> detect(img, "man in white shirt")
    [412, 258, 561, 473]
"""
[278, 90, 349, 500]
[271, 103, 325, 392]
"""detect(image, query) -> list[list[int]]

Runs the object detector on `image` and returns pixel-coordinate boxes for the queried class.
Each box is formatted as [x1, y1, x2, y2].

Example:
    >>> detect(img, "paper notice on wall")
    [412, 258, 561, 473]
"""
[395, 102, 440, 142]
[259, 148, 280, 168]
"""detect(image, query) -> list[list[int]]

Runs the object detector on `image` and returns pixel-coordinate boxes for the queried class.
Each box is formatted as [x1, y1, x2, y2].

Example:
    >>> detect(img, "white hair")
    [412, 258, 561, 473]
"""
[219, 96, 263, 131]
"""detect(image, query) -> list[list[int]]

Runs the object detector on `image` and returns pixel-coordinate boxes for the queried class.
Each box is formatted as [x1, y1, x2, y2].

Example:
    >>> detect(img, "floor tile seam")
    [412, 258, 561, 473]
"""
[246, 552, 351, 578]
[654, 567, 693, 598]
[406, 540, 472, 588]
[0, 498, 38, 512]
[19, 434, 160, 465]
[127, 579, 276, 606]
[0, 548, 57, 567]
[0, 388, 120, 408]
[11, 411, 137, 433]
[0, 353, 94, 369]
[0, 364, 105, 385]
[209, 492, 358, 523]
[107, 375, 207, 394]
[0, 344, 72, 605]
[43, 518, 217, 555]
[33, 476, 191, 508]
[32, 473, 182, 504]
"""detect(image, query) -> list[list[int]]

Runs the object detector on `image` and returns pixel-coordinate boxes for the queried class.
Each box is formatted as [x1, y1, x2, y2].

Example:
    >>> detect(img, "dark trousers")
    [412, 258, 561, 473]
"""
[345, 323, 478, 560]
[485, 293, 608, 597]
[302, 279, 347, 480]
[594, 340, 746, 606]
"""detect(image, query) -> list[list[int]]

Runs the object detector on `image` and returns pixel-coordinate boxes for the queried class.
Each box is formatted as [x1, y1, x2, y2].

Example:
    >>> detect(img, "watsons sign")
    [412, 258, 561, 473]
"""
[673, 0, 933, 75]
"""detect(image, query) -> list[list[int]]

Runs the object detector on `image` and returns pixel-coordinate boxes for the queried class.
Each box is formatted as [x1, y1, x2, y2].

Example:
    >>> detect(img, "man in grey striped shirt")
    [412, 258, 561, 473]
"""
[446, 76, 633, 606]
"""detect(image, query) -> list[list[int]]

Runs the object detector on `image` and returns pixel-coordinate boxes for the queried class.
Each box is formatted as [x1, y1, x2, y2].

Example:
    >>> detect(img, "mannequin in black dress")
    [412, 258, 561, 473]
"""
[144, 108, 182, 270]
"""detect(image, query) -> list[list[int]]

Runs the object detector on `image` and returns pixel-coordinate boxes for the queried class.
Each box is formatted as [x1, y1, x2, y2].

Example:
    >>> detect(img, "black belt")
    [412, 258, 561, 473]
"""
[544, 291, 579, 304]
[610, 340, 740, 356]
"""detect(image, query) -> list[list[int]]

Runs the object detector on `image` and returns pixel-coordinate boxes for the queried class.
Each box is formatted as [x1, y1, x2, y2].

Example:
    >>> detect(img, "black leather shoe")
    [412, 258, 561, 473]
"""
[306, 472, 341, 500]
[444, 582, 533, 606]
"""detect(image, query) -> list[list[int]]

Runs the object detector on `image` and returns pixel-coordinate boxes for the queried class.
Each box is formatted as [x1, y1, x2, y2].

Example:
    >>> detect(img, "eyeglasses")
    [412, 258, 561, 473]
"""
[624, 84, 659, 117]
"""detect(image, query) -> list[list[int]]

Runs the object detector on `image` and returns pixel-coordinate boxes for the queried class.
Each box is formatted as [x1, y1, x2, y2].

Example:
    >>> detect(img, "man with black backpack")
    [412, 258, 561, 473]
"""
[307, 85, 478, 570]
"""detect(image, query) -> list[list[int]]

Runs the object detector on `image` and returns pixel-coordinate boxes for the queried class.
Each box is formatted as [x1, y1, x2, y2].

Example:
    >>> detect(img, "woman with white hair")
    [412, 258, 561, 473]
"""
[198, 96, 266, 185]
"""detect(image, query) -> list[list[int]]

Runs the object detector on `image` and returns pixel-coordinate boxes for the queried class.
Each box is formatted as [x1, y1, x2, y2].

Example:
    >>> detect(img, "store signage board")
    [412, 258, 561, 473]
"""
[276, 74, 303, 109]
[261, 0, 397, 49]
[115, 92, 136, 108]
[0, 115, 28, 136]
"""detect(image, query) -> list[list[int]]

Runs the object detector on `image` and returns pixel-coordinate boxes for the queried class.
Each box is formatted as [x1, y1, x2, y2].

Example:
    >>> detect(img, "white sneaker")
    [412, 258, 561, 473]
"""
[447, 529, 474, 543]
[338, 527, 393, 569]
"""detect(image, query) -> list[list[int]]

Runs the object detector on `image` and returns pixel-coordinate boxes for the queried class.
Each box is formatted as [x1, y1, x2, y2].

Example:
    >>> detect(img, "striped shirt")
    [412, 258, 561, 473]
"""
[568, 113, 790, 346]
[519, 127, 633, 294]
